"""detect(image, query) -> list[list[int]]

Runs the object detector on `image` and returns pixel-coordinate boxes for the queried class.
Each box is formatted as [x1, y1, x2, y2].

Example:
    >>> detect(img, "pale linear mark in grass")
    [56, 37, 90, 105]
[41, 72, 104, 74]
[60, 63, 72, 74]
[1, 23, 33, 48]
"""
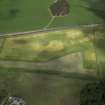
[43, 16, 56, 29]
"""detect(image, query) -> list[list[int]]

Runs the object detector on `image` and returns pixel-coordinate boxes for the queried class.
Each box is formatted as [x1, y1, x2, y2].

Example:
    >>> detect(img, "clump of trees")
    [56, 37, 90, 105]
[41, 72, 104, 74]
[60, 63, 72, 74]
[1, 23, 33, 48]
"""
[50, 0, 70, 16]
[80, 80, 105, 105]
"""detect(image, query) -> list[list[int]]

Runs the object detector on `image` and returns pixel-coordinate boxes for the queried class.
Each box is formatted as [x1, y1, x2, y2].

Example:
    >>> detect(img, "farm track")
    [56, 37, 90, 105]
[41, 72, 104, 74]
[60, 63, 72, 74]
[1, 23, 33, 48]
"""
[0, 23, 105, 38]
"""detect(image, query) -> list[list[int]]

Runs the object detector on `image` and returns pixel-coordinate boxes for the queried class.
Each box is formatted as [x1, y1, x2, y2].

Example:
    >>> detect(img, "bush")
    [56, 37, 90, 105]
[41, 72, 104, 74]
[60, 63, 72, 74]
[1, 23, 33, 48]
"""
[80, 80, 105, 105]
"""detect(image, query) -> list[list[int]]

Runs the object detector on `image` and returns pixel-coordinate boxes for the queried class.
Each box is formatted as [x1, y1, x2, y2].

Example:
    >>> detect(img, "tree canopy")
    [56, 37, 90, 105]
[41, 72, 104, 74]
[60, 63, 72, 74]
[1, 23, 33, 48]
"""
[80, 80, 105, 105]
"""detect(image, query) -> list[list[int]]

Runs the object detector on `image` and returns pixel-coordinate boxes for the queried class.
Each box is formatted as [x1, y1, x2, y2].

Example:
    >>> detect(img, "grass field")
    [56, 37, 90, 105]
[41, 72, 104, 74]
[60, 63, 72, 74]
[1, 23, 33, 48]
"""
[0, 70, 95, 105]
[83, 49, 96, 69]
[0, 53, 84, 74]
[0, 25, 104, 105]
[0, 28, 93, 62]
[0, 26, 100, 77]
[0, 26, 104, 75]
[0, 0, 104, 33]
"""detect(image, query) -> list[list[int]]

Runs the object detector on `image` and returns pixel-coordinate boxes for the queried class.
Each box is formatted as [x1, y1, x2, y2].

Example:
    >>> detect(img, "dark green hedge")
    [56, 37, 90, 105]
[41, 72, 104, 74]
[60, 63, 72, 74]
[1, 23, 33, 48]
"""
[80, 80, 105, 105]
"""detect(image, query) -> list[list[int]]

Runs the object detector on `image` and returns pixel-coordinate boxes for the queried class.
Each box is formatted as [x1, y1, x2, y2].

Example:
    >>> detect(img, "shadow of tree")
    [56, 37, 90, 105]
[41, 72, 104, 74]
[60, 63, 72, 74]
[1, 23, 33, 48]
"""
[83, 0, 105, 21]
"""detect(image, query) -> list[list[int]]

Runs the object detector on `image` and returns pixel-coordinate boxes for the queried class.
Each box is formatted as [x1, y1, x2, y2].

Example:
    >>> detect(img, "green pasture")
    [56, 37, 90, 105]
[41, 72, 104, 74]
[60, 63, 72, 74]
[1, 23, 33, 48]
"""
[0, 70, 95, 105]
[0, 0, 104, 33]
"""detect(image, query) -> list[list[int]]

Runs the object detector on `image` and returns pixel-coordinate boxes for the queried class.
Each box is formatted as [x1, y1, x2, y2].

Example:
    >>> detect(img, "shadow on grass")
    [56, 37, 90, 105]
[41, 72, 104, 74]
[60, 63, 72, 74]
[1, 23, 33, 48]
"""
[84, 0, 105, 21]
